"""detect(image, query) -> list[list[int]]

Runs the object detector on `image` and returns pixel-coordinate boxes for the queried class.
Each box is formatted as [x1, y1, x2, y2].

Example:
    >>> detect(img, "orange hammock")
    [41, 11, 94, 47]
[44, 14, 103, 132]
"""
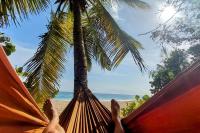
[1, 45, 200, 133]
[0, 46, 48, 132]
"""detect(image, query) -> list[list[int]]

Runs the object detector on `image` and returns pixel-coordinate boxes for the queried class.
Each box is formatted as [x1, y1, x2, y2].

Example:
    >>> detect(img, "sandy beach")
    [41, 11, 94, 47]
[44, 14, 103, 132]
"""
[52, 100, 131, 115]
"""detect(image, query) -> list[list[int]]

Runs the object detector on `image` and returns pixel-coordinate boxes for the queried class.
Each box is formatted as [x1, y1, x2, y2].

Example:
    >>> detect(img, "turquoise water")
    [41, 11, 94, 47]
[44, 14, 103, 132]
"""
[54, 91, 134, 101]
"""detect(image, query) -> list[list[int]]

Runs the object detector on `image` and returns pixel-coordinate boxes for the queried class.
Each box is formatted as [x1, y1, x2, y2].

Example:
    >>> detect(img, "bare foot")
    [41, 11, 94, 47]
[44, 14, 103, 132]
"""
[43, 99, 58, 122]
[111, 99, 120, 123]
[111, 99, 125, 133]
[43, 99, 64, 133]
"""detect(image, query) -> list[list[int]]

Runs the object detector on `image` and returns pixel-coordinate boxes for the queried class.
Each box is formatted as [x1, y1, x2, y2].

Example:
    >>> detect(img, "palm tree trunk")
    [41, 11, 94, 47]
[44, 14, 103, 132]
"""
[73, 1, 88, 94]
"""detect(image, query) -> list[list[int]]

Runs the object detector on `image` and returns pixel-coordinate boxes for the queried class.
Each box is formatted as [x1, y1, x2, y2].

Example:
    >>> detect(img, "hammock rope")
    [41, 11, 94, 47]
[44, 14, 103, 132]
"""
[59, 88, 114, 133]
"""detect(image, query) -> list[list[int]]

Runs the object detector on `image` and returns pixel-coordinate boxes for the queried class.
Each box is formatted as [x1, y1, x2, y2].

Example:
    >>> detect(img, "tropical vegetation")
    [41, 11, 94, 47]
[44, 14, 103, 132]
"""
[0, 33, 15, 56]
[23, 0, 149, 103]
[121, 95, 150, 117]
[149, 49, 189, 94]
[0, 0, 50, 27]
[149, 0, 200, 94]
[150, 46, 200, 94]
[151, 0, 200, 47]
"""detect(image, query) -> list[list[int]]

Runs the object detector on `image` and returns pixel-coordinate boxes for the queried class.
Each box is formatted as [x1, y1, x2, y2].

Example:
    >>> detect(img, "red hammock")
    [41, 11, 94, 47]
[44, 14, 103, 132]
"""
[0, 45, 200, 133]
[122, 61, 200, 132]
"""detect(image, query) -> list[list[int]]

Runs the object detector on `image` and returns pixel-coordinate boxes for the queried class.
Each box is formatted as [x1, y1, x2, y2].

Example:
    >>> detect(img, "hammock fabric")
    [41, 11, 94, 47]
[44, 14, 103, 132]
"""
[59, 88, 114, 133]
[1, 43, 200, 133]
[0, 46, 48, 132]
[122, 61, 200, 133]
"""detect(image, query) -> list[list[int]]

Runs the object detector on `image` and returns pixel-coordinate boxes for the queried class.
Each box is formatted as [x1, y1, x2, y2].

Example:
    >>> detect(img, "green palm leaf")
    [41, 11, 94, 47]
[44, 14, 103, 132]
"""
[99, 0, 150, 9]
[0, 0, 50, 27]
[88, 2, 145, 70]
[82, 26, 112, 70]
[118, 0, 150, 9]
[24, 12, 70, 103]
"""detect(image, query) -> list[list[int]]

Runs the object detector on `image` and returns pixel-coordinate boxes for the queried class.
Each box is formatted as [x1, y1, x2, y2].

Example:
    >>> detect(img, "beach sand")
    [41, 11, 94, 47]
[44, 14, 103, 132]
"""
[52, 100, 131, 115]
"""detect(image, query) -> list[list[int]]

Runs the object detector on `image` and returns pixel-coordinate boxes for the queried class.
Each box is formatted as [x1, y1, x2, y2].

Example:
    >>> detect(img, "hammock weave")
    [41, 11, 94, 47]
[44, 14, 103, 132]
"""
[59, 88, 114, 133]
[1, 44, 200, 133]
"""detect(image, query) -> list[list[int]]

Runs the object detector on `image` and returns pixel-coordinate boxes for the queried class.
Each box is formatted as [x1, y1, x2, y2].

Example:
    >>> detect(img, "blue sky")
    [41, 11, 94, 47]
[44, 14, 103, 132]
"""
[2, 0, 166, 95]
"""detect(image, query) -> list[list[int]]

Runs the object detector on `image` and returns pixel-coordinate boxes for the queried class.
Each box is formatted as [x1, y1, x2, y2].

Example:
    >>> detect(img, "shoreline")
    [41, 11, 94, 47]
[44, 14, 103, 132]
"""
[52, 99, 131, 115]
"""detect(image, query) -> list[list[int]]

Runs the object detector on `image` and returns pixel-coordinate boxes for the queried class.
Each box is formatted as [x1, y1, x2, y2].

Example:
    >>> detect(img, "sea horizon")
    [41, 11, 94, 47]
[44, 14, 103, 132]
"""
[54, 91, 135, 101]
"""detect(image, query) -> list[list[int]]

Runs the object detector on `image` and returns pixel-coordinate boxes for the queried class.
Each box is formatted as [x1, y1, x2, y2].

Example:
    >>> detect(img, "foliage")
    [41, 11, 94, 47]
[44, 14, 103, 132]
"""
[24, 12, 69, 103]
[148, 0, 200, 94]
[15, 67, 29, 77]
[121, 95, 150, 117]
[24, 0, 149, 103]
[149, 49, 189, 94]
[0, 33, 27, 77]
[3, 43, 16, 56]
[187, 44, 200, 62]
[0, 0, 50, 27]
[86, 2, 145, 70]
[0, 33, 15, 56]
[3, 44, 15, 56]
[151, 0, 200, 47]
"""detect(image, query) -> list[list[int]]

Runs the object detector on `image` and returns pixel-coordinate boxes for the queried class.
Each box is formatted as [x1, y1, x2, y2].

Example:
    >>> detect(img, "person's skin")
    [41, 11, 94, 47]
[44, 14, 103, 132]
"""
[111, 99, 125, 133]
[43, 99, 65, 133]
[42, 99, 124, 133]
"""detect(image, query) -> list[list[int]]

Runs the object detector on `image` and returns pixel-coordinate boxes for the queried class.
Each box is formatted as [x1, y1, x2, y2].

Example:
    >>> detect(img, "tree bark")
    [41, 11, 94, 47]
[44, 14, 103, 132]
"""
[73, 0, 88, 94]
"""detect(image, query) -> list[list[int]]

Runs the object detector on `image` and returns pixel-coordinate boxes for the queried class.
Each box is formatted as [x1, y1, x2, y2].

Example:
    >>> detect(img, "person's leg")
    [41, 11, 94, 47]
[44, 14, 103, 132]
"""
[43, 99, 124, 133]
[111, 99, 125, 133]
[43, 99, 65, 133]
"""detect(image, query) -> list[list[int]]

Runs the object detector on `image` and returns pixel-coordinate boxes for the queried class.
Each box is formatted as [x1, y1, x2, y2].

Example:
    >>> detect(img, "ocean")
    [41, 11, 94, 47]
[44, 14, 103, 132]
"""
[54, 91, 134, 101]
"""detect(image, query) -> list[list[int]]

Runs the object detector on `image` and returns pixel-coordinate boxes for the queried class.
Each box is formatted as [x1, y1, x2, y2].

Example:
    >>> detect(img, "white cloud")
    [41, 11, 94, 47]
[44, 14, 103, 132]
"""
[110, 0, 125, 21]
[111, 0, 119, 19]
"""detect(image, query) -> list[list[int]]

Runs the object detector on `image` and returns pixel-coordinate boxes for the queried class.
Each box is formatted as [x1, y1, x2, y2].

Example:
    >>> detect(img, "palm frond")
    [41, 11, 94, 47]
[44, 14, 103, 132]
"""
[97, 0, 150, 9]
[119, 0, 150, 9]
[82, 18, 112, 70]
[82, 27, 92, 71]
[0, 0, 50, 27]
[87, 2, 145, 71]
[24, 12, 71, 103]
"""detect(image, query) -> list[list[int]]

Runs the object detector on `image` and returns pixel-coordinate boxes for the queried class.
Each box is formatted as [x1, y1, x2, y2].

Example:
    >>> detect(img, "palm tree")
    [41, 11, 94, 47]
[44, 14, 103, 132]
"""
[0, 0, 49, 55]
[24, 0, 149, 103]
[0, 0, 50, 27]
[61, 0, 149, 94]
